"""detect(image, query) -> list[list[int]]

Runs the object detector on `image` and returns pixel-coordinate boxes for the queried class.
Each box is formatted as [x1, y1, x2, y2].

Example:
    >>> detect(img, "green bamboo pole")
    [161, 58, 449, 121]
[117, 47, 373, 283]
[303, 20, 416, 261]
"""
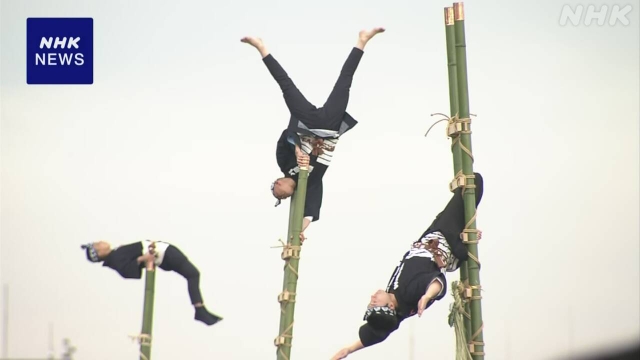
[276, 167, 309, 360]
[444, 6, 472, 344]
[140, 252, 156, 360]
[453, 2, 484, 359]
[278, 195, 296, 336]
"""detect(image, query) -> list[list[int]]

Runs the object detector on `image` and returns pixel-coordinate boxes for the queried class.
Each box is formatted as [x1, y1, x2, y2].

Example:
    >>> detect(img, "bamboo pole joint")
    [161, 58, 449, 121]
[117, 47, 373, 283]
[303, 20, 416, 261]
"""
[274, 321, 295, 353]
[272, 239, 302, 260]
[129, 333, 152, 345]
[129, 334, 152, 360]
[424, 113, 475, 139]
[447, 115, 472, 137]
[278, 290, 297, 304]
[460, 229, 481, 245]
[449, 171, 477, 193]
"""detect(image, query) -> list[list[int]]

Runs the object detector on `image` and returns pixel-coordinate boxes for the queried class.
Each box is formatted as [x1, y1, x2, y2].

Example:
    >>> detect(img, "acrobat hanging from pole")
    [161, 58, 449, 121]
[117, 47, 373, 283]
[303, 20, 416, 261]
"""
[241, 27, 385, 240]
[81, 239, 222, 326]
[330, 173, 484, 359]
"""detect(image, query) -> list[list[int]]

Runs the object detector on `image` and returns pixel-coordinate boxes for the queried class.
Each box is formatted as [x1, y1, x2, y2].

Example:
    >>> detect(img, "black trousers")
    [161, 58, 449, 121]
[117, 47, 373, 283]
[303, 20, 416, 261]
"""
[262, 47, 364, 131]
[158, 245, 203, 305]
[420, 172, 484, 262]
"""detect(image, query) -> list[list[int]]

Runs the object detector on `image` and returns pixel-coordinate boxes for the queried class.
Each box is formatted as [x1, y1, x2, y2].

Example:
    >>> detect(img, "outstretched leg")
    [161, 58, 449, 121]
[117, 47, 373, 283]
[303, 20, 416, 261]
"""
[162, 246, 222, 325]
[241, 36, 316, 118]
[322, 27, 385, 119]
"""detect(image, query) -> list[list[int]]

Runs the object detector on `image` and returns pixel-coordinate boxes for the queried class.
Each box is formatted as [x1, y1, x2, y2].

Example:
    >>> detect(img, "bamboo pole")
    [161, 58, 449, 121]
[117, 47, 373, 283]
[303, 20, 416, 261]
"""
[444, 6, 472, 344]
[140, 245, 157, 360]
[278, 195, 296, 336]
[275, 168, 309, 360]
[453, 3, 484, 359]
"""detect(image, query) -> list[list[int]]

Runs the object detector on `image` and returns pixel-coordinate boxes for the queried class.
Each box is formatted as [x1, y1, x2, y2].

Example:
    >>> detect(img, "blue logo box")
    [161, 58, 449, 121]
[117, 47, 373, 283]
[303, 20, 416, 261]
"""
[26, 17, 93, 84]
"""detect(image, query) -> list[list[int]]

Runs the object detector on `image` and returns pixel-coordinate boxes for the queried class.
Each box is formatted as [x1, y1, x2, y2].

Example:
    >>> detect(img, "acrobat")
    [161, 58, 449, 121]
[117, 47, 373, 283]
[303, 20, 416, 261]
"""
[330, 173, 484, 359]
[241, 27, 385, 239]
[81, 239, 222, 326]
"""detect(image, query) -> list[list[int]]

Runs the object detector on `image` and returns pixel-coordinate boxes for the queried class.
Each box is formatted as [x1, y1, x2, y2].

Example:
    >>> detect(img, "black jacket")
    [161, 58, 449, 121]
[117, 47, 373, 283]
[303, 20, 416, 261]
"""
[275, 129, 327, 221]
[102, 242, 144, 279]
[286, 111, 358, 144]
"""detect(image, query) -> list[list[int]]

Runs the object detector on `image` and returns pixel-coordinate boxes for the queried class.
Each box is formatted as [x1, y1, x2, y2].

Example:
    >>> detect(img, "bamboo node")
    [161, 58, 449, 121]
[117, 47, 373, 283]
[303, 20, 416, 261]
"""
[424, 113, 476, 140]
[449, 171, 476, 192]
[469, 324, 485, 354]
[460, 229, 480, 244]
[469, 342, 486, 356]
[447, 115, 472, 137]
[274, 336, 288, 346]
[449, 114, 474, 136]
[270, 239, 301, 260]
[129, 333, 152, 360]
[274, 322, 295, 347]
[466, 284, 483, 301]
[281, 247, 300, 260]
[470, 340, 485, 353]
[464, 288, 472, 299]
[459, 282, 485, 301]
[278, 290, 296, 303]
[128, 333, 151, 345]
[449, 172, 466, 192]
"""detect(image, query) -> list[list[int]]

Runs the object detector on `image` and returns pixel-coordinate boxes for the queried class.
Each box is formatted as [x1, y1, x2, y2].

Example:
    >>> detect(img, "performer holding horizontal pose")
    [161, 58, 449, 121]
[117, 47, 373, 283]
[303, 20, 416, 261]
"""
[241, 27, 385, 239]
[81, 239, 222, 326]
[331, 173, 484, 359]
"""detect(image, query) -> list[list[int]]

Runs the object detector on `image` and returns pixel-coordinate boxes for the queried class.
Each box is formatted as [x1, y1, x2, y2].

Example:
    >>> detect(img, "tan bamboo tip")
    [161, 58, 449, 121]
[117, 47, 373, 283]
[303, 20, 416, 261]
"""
[454, 2, 464, 21]
[445, 7, 454, 25]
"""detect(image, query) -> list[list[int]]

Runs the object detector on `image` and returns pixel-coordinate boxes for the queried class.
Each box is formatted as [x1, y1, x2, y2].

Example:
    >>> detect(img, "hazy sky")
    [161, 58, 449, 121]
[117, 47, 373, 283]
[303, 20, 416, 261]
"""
[1, 0, 638, 359]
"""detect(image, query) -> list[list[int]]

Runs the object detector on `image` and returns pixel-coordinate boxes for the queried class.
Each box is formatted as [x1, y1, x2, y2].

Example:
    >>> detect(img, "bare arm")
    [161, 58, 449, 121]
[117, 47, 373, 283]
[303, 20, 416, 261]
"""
[417, 277, 444, 317]
[295, 145, 310, 168]
[331, 340, 364, 360]
[299, 217, 312, 242]
[346, 340, 364, 354]
[302, 217, 311, 232]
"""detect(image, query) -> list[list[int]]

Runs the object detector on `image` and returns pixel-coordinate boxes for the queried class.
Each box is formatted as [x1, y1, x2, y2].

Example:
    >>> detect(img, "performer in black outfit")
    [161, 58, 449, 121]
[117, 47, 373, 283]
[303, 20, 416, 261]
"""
[330, 173, 485, 359]
[241, 27, 385, 239]
[81, 239, 222, 326]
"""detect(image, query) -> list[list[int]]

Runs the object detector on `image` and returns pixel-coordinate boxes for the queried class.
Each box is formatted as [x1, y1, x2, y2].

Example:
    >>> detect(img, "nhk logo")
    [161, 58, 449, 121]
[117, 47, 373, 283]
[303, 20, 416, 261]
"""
[36, 36, 85, 66]
[26, 18, 93, 84]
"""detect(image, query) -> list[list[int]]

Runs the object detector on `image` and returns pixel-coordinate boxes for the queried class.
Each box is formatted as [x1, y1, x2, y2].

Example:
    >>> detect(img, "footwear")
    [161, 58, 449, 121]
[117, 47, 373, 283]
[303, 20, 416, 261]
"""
[194, 306, 222, 326]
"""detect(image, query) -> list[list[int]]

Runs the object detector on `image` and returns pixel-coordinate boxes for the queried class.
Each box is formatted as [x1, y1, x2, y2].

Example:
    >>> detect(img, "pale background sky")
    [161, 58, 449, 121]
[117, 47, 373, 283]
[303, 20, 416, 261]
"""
[1, 0, 638, 359]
